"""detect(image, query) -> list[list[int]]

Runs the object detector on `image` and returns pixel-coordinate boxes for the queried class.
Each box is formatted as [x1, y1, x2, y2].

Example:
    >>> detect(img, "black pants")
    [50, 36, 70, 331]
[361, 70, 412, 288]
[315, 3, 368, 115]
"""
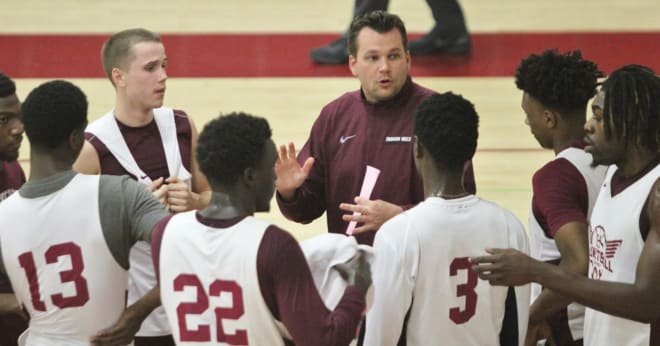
[350, 0, 468, 36]
[134, 335, 176, 346]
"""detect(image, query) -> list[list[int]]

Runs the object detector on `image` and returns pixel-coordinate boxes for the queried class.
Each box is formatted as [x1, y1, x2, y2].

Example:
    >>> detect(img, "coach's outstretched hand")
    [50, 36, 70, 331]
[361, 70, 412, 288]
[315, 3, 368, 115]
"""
[340, 197, 403, 234]
[470, 248, 539, 286]
[275, 142, 314, 201]
[334, 250, 372, 294]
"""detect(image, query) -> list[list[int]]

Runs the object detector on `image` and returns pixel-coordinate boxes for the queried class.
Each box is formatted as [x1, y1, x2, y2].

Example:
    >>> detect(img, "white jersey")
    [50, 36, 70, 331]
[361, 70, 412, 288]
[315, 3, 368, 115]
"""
[365, 195, 530, 346]
[87, 107, 191, 336]
[158, 212, 285, 346]
[0, 175, 127, 345]
[584, 164, 660, 346]
[528, 147, 607, 341]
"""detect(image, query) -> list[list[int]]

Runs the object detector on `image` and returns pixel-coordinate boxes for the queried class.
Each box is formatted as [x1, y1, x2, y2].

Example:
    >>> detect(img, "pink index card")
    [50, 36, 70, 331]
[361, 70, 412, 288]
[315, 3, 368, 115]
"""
[346, 165, 381, 235]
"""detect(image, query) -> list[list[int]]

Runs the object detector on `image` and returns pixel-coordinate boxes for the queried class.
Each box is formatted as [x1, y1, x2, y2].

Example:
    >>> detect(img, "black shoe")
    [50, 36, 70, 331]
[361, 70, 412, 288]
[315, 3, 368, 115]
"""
[409, 31, 471, 56]
[310, 37, 349, 65]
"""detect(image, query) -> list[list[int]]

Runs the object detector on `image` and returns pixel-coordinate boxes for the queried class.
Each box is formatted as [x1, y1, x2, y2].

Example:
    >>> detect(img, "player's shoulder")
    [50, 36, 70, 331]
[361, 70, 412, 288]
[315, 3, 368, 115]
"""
[261, 223, 297, 245]
[533, 157, 583, 187]
[475, 197, 524, 227]
[172, 108, 188, 116]
[99, 173, 132, 185]
[376, 209, 414, 245]
[98, 174, 144, 196]
[536, 156, 578, 176]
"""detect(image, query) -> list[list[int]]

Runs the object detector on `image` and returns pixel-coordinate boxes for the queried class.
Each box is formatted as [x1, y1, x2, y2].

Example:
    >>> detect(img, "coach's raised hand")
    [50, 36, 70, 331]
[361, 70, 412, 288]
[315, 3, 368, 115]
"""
[275, 142, 315, 201]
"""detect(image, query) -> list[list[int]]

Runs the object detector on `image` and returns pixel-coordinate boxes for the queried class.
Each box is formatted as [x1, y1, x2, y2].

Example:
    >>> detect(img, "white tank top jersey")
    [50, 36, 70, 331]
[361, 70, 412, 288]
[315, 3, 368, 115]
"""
[87, 107, 192, 336]
[365, 195, 531, 346]
[0, 175, 128, 345]
[528, 147, 608, 341]
[158, 212, 285, 346]
[584, 164, 660, 346]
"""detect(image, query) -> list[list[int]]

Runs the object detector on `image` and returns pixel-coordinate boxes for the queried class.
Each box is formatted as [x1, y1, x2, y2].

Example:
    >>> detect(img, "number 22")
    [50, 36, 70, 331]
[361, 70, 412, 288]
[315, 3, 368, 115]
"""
[174, 274, 248, 344]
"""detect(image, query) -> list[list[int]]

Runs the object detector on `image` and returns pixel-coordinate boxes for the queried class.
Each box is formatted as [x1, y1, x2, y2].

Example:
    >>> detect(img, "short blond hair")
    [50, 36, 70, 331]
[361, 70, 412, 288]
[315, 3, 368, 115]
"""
[101, 28, 161, 85]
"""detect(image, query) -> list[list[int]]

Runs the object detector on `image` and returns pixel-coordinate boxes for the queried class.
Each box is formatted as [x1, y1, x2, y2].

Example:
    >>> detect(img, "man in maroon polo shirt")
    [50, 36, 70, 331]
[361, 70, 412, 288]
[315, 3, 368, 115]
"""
[276, 11, 476, 245]
[0, 72, 28, 346]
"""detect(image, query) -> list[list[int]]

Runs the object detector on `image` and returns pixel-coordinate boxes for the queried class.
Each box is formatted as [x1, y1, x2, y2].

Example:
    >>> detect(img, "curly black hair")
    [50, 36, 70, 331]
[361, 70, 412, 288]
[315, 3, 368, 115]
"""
[0, 72, 16, 98]
[197, 112, 272, 185]
[515, 49, 603, 116]
[348, 10, 407, 56]
[415, 92, 479, 170]
[21, 80, 88, 149]
[601, 64, 660, 152]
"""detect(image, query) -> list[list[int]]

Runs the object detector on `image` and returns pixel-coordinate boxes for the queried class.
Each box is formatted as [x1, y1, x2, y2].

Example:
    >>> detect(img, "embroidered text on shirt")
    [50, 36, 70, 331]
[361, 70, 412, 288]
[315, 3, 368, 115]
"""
[385, 136, 412, 143]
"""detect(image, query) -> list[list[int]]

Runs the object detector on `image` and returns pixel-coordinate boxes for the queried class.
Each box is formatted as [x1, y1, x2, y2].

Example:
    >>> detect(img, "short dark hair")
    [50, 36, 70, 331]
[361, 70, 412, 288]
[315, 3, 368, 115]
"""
[101, 28, 162, 84]
[348, 10, 408, 56]
[515, 49, 603, 116]
[415, 92, 479, 170]
[0, 72, 16, 98]
[601, 64, 660, 152]
[22, 80, 88, 149]
[197, 112, 272, 185]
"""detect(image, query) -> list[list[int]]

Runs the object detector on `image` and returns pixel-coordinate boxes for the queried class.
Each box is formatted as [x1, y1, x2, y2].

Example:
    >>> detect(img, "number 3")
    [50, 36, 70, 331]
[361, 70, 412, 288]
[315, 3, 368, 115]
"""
[18, 242, 90, 311]
[449, 257, 478, 324]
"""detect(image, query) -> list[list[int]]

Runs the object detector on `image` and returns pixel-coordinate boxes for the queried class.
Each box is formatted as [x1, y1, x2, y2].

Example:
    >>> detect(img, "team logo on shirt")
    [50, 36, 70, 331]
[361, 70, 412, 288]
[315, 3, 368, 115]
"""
[339, 134, 357, 144]
[588, 224, 622, 279]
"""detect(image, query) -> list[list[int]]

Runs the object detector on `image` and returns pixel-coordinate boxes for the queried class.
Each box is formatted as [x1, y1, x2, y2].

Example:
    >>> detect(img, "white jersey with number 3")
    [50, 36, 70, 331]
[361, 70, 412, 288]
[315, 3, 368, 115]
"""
[365, 195, 530, 346]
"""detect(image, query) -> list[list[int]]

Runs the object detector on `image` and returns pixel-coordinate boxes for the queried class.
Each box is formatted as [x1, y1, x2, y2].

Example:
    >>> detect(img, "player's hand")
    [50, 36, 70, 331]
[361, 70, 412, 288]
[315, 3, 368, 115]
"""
[165, 176, 196, 212]
[334, 250, 372, 294]
[148, 177, 168, 206]
[525, 320, 556, 346]
[275, 142, 314, 201]
[89, 305, 142, 346]
[340, 197, 403, 234]
[470, 248, 538, 286]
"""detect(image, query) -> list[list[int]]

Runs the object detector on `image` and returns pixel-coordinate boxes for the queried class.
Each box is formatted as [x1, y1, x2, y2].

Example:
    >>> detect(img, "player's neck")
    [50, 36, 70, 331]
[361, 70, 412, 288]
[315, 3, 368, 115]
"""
[28, 148, 75, 181]
[552, 121, 585, 155]
[424, 169, 467, 199]
[198, 191, 255, 220]
[616, 147, 658, 178]
[113, 96, 154, 127]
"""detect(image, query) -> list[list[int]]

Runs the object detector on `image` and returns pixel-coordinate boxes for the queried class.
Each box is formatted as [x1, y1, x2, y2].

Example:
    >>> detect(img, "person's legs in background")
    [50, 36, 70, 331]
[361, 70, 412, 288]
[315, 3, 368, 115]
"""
[309, 0, 389, 64]
[408, 0, 471, 56]
[309, 0, 470, 64]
